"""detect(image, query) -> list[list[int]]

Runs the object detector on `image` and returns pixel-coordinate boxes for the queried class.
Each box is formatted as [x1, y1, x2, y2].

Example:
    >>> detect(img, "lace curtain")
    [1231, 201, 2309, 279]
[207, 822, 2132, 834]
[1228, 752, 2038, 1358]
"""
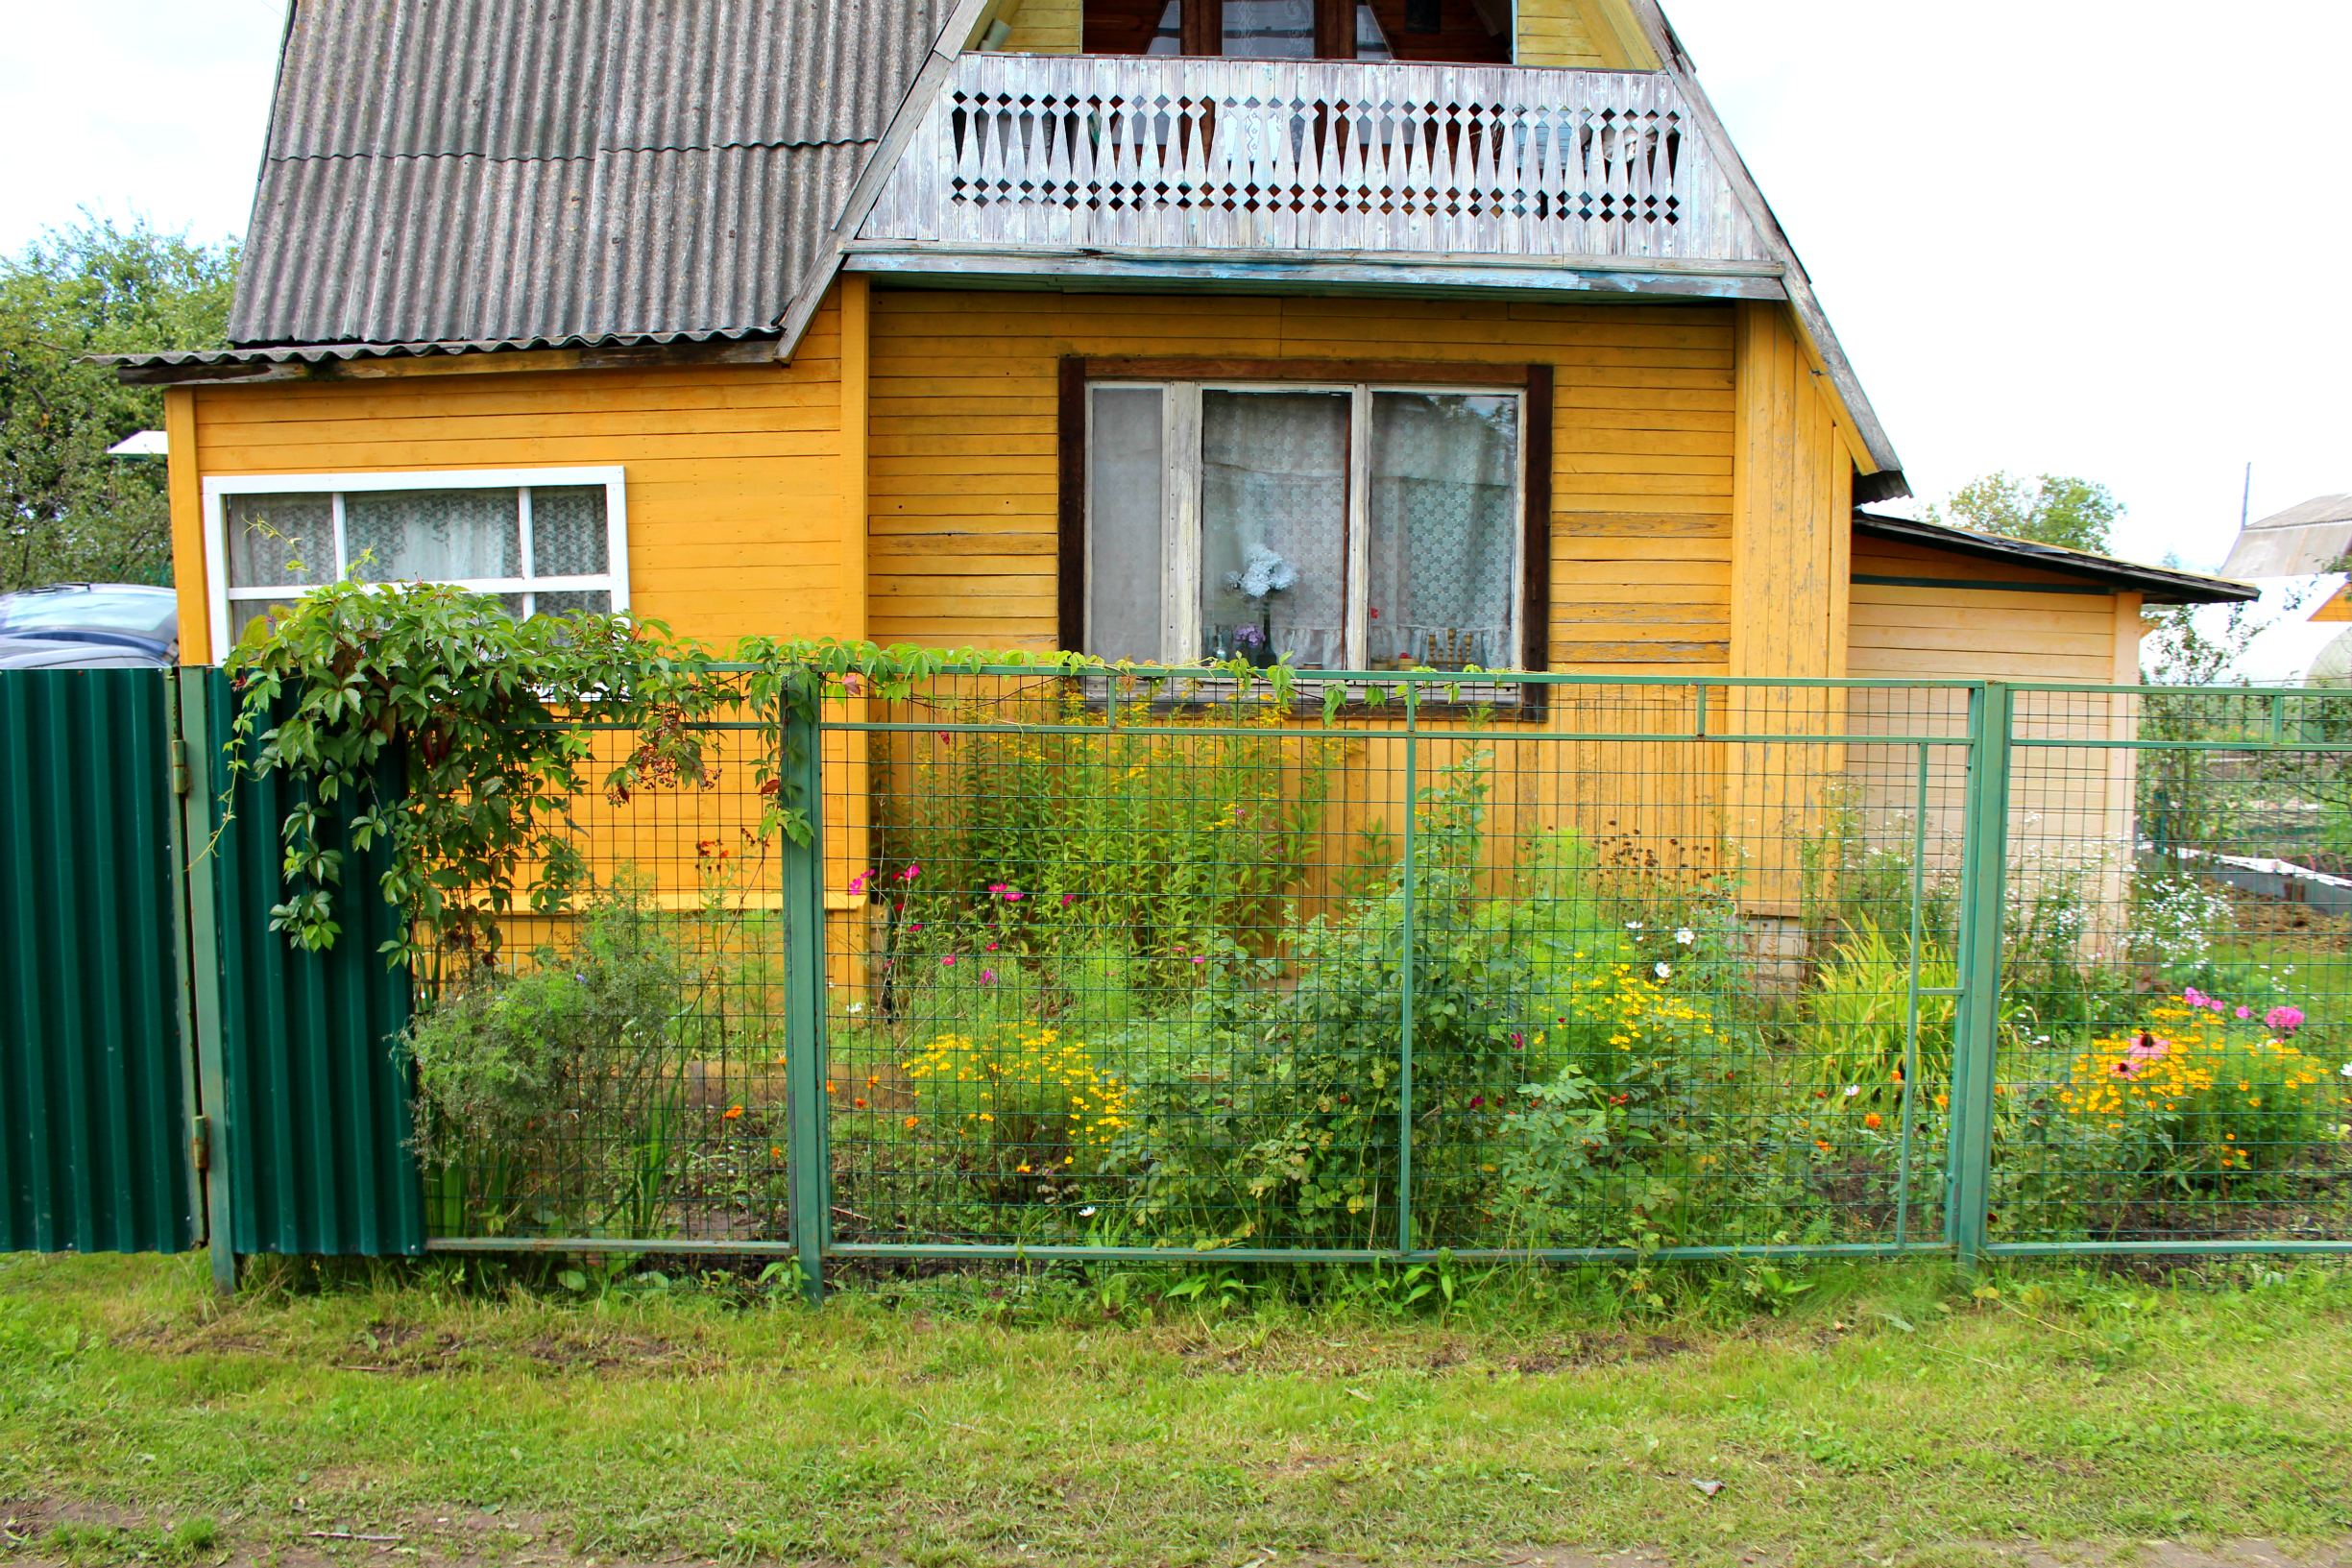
[1200, 390, 1349, 667]
[1367, 392, 1519, 669]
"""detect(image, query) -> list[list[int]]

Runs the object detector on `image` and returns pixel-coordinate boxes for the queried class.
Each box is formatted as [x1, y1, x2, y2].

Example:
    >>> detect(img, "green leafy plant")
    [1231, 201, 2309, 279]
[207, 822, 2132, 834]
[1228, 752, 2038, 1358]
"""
[403, 879, 697, 1237]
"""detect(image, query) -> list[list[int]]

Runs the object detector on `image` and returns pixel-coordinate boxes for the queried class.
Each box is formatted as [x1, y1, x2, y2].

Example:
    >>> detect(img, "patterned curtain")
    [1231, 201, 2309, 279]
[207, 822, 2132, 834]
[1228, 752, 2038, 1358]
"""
[346, 489, 521, 582]
[1366, 392, 1519, 669]
[1200, 390, 1350, 666]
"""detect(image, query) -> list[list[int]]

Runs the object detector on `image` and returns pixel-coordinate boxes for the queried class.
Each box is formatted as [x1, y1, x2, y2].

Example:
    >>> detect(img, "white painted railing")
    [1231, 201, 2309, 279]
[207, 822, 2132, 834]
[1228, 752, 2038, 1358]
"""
[861, 53, 1763, 264]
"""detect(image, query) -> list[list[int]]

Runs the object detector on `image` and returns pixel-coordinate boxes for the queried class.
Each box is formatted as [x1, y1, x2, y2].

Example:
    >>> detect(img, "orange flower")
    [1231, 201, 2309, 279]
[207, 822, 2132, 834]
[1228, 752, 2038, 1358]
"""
[722, 1104, 744, 1121]
[826, 1080, 839, 1096]
[1814, 1139, 1832, 1153]
[902, 1115, 918, 1130]
[853, 1097, 869, 1109]
[1864, 1113, 1883, 1130]
[769, 1145, 784, 1159]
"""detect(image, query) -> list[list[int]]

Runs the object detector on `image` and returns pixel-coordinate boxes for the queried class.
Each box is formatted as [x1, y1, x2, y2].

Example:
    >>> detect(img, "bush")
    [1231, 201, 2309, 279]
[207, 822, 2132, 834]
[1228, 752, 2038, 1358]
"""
[876, 683, 1342, 970]
[403, 880, 695, 1237]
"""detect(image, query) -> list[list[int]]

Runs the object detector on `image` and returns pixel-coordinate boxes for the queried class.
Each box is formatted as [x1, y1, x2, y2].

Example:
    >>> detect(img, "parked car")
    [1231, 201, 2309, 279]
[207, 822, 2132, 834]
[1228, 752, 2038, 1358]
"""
[0, 633, 171, 669]
[0, 583, 177, 660]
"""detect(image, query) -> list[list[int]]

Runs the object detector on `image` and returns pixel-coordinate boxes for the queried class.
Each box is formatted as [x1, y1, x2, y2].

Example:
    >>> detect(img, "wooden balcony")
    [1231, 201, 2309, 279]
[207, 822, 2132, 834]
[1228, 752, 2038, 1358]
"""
[855, 52, 1773, 282]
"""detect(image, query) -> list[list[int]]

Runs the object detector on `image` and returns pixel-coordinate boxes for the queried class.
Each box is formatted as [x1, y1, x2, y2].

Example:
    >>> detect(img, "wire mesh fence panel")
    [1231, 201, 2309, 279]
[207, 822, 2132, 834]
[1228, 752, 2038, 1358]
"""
[410, 707, 798, 1251]
[1994, 686, 2352, 1249]
[817, 673, 1976, 1259]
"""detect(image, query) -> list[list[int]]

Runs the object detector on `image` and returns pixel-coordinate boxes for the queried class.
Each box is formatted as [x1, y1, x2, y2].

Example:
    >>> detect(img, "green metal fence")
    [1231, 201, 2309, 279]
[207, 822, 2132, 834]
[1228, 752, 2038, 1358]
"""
[810, 670, 1987, 1269]
[12, 663, 2352, 1291]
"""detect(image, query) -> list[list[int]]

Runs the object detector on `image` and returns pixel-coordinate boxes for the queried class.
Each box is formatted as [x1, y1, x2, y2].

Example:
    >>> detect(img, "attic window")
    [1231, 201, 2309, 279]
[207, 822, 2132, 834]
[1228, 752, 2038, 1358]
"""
[1087, 0, 1500, 60]
[201, 467, 630, 658]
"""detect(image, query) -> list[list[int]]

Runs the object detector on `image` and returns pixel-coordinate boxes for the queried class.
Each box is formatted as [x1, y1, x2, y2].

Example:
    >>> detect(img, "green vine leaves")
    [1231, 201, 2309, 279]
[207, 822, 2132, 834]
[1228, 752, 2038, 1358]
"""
[226, 583, 1397, 965]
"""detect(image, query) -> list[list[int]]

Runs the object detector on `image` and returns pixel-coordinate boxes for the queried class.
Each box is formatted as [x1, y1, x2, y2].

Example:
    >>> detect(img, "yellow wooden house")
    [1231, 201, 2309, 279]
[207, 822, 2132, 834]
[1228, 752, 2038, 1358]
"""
[121, 0, 2249, 926]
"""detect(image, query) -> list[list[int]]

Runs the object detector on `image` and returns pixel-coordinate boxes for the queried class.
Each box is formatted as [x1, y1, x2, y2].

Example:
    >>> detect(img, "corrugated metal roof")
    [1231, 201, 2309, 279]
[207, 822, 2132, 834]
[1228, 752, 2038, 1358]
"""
[1854, 511, 2257, 606]
[2221, 495, 2352, 580]
[223, 0, 952, 350]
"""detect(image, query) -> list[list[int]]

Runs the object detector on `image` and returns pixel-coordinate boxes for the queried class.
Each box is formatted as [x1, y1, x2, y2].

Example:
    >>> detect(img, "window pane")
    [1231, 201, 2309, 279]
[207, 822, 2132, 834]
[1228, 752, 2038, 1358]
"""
[1086, 386, 1166, 663]
[225, 493, 332, 590]
[1368, 392, 1519, 670]
[346, 489, 521, 583]
[532, 590, 612, 618]
[528, 487, 609, 577]
[1201, 389, 1349, 667]
[224, 595, 298, 640]
[1223, 0, 1314, 57]
[1145, 0, 1181, 53]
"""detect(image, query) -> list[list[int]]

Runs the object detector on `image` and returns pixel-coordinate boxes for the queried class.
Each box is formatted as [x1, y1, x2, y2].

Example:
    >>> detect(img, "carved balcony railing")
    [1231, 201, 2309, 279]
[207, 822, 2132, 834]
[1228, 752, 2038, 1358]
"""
[859, 52, 1766, 267]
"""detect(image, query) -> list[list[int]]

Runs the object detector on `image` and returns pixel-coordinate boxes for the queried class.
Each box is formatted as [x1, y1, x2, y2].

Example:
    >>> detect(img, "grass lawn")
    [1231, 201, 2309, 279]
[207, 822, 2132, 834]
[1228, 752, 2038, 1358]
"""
[2, 1254, 2349, 1567]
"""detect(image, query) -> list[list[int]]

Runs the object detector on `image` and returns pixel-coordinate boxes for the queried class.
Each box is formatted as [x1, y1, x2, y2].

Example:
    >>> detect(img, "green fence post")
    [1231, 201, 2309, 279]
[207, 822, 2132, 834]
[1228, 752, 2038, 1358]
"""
[1396, 689, 1418, 1257]
[780, 690, 829, 1305]
[1948, 681, 2011, 1267]
[173, 670, 237, 1297]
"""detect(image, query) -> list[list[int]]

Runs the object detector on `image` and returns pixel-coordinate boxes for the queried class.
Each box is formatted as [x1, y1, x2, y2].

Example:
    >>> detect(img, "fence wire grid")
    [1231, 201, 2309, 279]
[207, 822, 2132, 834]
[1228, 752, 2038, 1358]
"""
[402, 670, 2352, 1270]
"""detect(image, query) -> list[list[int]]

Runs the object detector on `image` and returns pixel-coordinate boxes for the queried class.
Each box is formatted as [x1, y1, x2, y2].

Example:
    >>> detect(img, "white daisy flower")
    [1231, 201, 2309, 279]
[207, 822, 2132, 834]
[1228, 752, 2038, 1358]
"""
[1675, 928, 1696, 946]
[1843, 1084, 1861, 1098]
[1655, 961, 1673, 980]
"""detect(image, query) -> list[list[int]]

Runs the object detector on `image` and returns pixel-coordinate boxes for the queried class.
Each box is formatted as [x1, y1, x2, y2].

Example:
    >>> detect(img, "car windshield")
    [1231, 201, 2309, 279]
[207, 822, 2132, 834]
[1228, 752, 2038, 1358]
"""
[0, 587, 177, 638]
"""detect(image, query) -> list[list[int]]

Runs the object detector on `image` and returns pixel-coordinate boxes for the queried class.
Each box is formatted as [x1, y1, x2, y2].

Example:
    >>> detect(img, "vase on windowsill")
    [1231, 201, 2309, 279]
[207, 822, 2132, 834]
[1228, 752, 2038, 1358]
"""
[1229, 621, 1275, 669]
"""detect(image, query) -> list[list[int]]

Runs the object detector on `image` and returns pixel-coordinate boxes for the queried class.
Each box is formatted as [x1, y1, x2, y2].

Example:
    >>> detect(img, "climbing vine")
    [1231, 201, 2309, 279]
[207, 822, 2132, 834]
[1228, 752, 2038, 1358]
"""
[224, 582, 1304, 962]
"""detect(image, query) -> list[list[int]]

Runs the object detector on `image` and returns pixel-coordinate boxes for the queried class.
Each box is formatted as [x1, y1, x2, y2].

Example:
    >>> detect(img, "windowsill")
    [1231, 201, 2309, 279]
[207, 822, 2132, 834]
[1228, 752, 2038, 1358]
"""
[1059, 670, 1550, 723]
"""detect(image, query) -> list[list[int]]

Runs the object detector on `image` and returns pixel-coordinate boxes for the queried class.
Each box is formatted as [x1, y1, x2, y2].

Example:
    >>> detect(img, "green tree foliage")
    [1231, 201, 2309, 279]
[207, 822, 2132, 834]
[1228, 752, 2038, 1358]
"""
[1933, 471, 2122, 556]
[0, 217, 236, 591]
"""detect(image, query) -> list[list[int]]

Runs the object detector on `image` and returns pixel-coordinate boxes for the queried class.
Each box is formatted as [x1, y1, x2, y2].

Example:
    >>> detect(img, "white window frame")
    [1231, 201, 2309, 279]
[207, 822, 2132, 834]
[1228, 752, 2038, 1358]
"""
[200, 466, 630, 662]
[1084, 380, 1527, 672]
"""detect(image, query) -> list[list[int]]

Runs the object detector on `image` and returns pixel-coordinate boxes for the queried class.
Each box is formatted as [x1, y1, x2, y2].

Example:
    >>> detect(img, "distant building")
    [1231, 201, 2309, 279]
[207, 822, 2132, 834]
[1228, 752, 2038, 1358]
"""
[2219, 495, 2352, 684]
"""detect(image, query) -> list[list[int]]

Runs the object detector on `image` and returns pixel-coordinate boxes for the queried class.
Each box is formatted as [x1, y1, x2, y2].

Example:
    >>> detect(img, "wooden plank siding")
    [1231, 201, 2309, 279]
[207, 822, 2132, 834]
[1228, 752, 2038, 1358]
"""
[1515, 0, 1657, 68]
[866, 288, 1739, 668]
[174, 293, 859, 657]
[1847, 536, 2148, 943]
[997, 0, 1081, 51]
[864, 287, 1766, 924]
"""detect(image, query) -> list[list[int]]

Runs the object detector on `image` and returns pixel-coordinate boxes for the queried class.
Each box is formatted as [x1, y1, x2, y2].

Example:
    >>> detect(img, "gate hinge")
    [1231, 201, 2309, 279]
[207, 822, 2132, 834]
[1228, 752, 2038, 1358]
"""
[172, 738, 195, 798]
[190, 1114, 211, 1173]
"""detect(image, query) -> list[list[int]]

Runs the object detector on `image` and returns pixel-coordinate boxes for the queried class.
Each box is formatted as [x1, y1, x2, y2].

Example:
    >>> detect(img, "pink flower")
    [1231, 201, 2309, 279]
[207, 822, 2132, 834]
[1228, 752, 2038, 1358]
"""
[2267, 1005, 2306, 1033]
[941, 955, 957, 968]
[985, 941, 999, 952]
[909, 922, 923, 933]
[2125, 1032, 2170, 1062]
[847, 869, 874, 896]
[1468, 1096, 1486, 1109]
[2236, 1006, 2252, 1020]
[980, 968, 997, 985]
[1061, 893, 1077, 906]
[897, 863, 922, 883]
[987, 882, 1006, 896]
[1003, 889, 1024, 903]
[1191, 955, 1206, 966]
[2183, 987, 2209, 1009]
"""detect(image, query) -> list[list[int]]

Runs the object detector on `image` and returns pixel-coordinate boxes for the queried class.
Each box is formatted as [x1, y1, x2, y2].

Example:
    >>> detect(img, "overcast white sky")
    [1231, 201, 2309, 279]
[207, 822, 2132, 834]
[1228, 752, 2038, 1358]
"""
[1, 0, 2344, 574]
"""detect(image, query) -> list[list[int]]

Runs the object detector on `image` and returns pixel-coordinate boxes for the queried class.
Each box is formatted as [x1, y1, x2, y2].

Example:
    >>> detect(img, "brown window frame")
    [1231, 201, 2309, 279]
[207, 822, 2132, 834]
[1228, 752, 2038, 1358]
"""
[1058, 354, 1552, 706]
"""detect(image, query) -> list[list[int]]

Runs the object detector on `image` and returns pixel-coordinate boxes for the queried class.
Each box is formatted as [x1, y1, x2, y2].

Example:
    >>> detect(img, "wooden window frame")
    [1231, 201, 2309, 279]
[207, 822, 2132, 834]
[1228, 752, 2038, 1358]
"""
[1059, 356, 1552, 702]
[200, 465, 630, 662]
[1152, 0, 1361, 59]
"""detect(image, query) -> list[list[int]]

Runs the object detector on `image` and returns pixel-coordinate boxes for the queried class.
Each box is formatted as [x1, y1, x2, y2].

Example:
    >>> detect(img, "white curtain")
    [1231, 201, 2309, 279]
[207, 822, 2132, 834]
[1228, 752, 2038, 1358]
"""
[346, 489, 521, 583]
[1200, 390, 1349, 666]
[1367, 392, 1519, 669]
[1086, 387, 1167, 662]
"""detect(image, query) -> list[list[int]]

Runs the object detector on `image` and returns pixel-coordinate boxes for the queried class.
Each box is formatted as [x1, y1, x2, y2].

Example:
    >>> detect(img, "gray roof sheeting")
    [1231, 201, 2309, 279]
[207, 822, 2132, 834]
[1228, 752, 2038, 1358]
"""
[2220, 495, 2352, 580]
[226, 0, 950, 350]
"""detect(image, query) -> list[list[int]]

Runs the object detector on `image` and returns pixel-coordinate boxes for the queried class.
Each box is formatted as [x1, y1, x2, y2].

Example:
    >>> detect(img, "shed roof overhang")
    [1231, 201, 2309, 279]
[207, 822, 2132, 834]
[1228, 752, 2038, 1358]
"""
[1854, 511, 2257, 606]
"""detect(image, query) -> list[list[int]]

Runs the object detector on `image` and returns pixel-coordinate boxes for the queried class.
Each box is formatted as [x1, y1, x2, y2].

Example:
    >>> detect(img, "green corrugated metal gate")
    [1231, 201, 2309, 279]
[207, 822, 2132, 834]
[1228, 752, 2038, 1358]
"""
[0, 670, 195, 1254]
[0, 667, 422, 1282]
